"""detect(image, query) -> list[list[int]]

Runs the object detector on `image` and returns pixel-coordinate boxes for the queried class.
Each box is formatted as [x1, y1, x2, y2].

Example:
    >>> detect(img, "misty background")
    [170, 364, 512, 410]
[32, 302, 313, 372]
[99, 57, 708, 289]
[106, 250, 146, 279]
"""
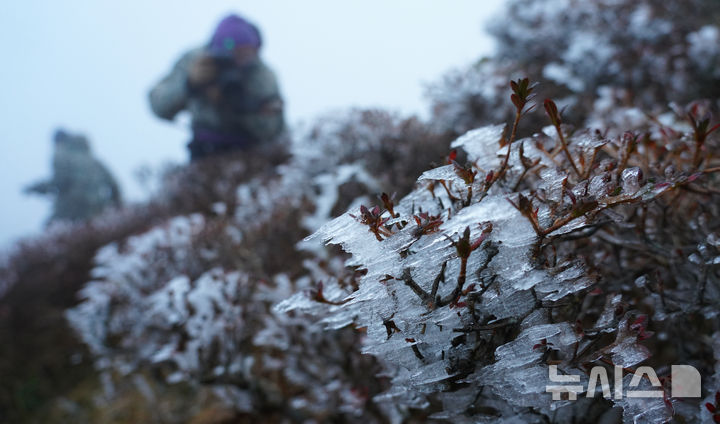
[0, 1, 504, 247]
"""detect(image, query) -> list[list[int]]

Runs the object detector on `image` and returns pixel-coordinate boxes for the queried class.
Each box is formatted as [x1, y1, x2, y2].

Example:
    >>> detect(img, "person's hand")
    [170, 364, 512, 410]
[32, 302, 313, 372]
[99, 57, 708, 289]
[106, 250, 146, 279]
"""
[187, 54, 218, 88]
[260, 98, 283, 115]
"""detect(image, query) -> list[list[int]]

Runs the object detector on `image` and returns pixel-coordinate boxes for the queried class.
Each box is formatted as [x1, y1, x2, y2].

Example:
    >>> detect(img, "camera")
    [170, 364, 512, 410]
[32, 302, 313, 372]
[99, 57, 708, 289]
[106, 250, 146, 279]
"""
[212, 57, 258, 114]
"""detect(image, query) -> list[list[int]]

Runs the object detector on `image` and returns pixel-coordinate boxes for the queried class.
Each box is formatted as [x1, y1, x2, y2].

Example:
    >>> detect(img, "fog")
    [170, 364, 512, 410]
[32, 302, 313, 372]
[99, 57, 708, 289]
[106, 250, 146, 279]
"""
[0, 1, 504, 247]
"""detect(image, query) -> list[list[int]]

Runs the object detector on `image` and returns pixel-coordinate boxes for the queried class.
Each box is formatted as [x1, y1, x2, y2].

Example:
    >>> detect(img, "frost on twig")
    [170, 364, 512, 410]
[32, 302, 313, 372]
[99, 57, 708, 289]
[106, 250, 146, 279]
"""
[283, 75, 720, 421]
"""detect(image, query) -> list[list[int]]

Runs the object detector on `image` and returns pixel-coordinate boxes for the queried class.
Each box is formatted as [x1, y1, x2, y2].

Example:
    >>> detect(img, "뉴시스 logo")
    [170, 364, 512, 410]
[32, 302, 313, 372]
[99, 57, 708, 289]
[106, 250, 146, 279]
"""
[546, 364, 701, 400]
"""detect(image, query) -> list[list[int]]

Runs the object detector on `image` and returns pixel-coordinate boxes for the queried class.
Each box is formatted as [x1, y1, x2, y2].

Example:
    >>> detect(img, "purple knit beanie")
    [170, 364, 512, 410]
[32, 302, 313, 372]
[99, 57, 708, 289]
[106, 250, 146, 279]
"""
[208, 14, 261, 57]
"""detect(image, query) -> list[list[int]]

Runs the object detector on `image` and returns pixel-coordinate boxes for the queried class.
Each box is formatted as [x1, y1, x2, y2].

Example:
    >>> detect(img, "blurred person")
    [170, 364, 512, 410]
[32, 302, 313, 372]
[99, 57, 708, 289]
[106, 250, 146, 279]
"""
[25, 129, 122, 223]
[149, 14, 285, 161]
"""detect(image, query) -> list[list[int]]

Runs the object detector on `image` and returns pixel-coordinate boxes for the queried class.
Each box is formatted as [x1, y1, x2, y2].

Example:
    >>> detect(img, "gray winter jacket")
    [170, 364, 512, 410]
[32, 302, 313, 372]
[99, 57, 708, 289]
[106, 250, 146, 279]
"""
[149, 48, 285, 145]
[26, 133, 121, 223]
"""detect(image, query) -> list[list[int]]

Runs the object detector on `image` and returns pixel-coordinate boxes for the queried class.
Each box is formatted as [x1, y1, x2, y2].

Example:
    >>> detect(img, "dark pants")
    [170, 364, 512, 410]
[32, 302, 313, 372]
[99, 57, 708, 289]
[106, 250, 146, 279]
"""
[188, 129, 256, 161]
[187, 139, 243, 161]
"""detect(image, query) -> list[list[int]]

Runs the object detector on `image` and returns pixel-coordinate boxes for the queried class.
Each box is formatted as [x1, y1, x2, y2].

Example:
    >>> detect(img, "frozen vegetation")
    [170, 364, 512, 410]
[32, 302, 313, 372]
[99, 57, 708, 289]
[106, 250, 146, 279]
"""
[2, 0, 720, 422]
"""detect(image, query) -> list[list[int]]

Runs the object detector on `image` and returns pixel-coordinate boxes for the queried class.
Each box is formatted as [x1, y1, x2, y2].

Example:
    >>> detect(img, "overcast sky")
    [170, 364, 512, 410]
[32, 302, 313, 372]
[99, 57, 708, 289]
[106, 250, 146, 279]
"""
[0, 1, 504, 248]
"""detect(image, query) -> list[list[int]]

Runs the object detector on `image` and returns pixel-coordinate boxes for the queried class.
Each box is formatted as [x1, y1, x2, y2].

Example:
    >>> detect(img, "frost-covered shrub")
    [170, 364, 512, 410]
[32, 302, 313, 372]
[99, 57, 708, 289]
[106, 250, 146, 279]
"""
[65, 170, 370, 421]
[63, 108, 450, 422]
[66, 216, 385, 420]
[297, 108, 454, 198]
[0, 203, 185, 422]
[282, 79, 720, 423]
[427, 59, 519, 136]
[492, 0, 720, 103]
[428, 0, 720, 136]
